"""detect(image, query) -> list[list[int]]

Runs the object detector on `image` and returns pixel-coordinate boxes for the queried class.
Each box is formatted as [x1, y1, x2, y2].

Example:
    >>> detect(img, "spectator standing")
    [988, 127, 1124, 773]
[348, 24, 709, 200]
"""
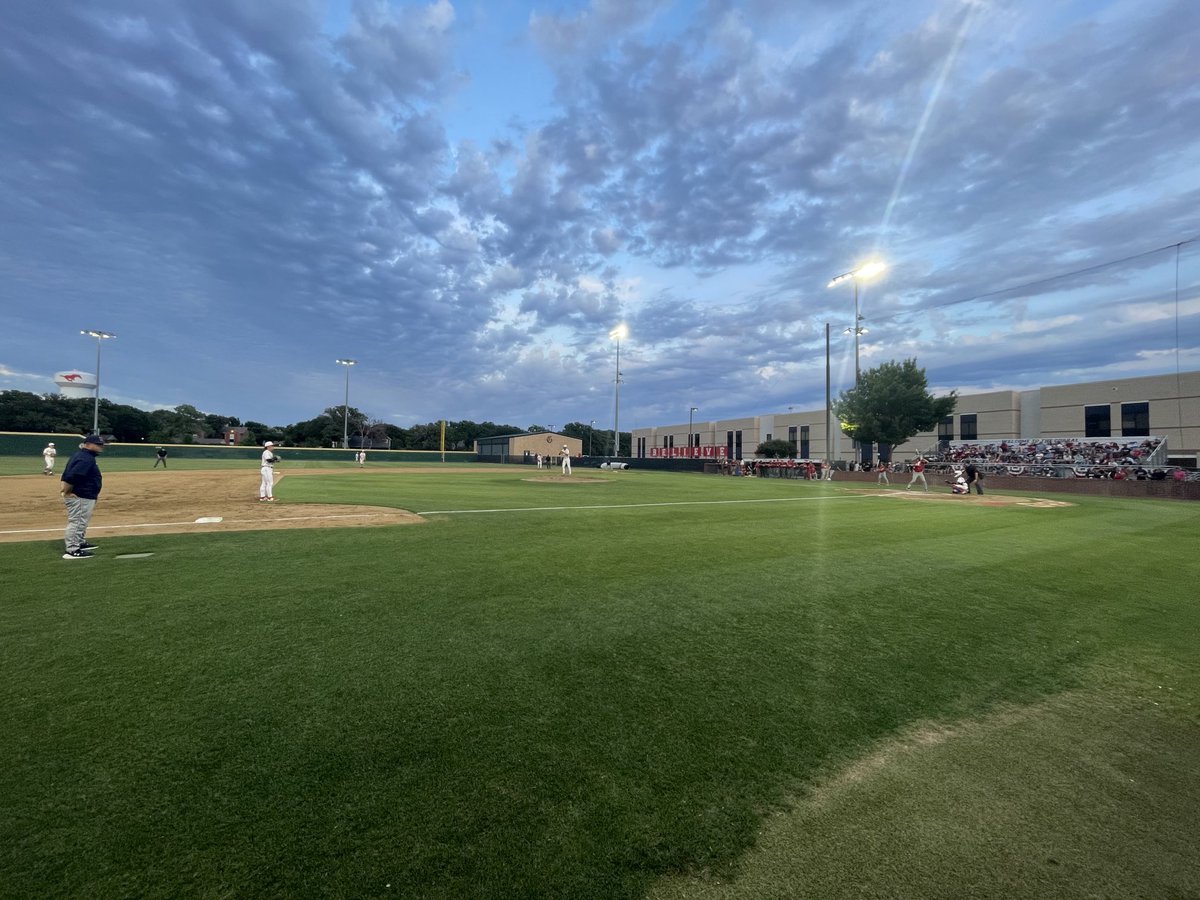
[60, 435, 105, 559]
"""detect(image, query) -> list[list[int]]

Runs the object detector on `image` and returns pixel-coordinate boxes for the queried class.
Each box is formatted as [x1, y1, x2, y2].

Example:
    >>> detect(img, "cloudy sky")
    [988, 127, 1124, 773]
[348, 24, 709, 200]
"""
[2, 0, 1198, 434]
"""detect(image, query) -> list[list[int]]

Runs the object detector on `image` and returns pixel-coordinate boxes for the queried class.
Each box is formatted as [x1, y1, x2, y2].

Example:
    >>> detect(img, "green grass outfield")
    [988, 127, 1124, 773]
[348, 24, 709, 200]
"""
[2, 467, 1198, 898]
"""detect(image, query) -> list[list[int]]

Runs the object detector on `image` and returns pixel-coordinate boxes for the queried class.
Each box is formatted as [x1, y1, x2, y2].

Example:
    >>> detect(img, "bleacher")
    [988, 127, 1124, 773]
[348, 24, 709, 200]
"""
[927, 436, 1186, 479]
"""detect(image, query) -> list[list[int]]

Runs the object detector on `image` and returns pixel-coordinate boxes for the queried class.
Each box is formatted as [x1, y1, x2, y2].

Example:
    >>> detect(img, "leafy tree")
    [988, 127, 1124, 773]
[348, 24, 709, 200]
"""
[148, 405, 207, 443]
[833, 359, 956, 457]
[756, 439, 796, 458]
[101, 401, 154, 442]
[242, 421, 283, 445]
[204, 413, 241, 437]
[561, 420, 609, 456]
[382, 424, 408, 446]
[404, 422, 442, 450]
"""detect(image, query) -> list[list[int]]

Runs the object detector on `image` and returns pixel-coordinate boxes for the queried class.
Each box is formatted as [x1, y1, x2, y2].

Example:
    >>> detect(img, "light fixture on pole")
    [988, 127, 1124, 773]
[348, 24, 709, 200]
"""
[688, 406, 698, 458]
[827, 261, 885, 464]
[827, 261, 883, 384]
[609, 324, 628, 458]
[335, 359, 357, 448]
[80, 330, 116, 435]
[589, 419, 596, 456]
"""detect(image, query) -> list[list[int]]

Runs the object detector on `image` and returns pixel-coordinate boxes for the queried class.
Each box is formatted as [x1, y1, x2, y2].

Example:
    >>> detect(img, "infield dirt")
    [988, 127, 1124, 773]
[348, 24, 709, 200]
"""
[0, 468, 426, 544]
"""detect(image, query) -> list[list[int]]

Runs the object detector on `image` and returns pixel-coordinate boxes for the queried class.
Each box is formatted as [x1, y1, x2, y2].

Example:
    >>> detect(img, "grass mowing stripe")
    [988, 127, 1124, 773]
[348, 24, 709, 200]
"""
[416, 492, 881, 515]
[2, 468, 1197, 898]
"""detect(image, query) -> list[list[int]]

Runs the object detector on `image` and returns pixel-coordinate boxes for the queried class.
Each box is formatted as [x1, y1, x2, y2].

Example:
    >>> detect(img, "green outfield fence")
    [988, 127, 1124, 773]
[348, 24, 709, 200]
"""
[0, 432, 472, 464]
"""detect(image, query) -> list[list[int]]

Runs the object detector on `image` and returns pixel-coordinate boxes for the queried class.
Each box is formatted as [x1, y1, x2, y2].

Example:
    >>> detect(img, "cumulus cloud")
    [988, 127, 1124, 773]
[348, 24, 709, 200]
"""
[0, 0, 1197, 429]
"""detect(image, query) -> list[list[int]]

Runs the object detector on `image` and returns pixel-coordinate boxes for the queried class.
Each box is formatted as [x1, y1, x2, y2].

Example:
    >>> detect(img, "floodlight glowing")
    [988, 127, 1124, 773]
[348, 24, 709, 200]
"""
[609, 323, 628, 340]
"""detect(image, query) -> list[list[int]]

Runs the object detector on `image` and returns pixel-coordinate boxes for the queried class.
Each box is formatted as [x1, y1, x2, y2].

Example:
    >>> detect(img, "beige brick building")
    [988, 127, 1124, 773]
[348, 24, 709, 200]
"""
[476, 431, 583, 462]
[632, 370, 1200, 466]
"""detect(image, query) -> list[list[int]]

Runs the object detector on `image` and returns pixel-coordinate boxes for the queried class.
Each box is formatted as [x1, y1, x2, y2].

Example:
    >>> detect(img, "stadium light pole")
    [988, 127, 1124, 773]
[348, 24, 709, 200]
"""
[589, 419, 596, 456]
[336, 359, 357, 448]
[688, 406, 698, 457]
[828, 261, 884, 464]
[609, 324, 628, 457]
[825, 322, 832, 468]
[80, 330, 116, 435]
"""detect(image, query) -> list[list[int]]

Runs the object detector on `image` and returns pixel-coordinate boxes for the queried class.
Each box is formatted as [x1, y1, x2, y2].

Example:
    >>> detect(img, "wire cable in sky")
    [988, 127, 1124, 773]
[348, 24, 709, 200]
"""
[877, 236, 1199, 323]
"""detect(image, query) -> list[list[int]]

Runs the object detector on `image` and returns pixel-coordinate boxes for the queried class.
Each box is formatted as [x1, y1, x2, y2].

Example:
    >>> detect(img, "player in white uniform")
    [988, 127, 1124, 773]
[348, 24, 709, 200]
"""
[561, 445, 572, 476]
[259, 441, 279, 501]
[355, 450, 366, 467]
[42, 442, 57, 475]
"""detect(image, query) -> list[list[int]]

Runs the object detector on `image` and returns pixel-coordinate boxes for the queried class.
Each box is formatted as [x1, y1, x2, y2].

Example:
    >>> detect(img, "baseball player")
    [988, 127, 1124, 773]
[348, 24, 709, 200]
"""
[561, 445, 572, 476]
[906, 456, 929, 491]
[259, 441, 279, 501]
[42, 442, 57, 475]
[876, 461, 890, 485]
[355, 450, 366, 467]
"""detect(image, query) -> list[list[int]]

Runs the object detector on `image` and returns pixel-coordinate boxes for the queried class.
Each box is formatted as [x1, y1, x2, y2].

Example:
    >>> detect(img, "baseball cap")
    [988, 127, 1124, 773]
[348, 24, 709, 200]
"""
[83, 434, 106, 446]
[48, 442, 55, 447]
[264, 441, 275, 447]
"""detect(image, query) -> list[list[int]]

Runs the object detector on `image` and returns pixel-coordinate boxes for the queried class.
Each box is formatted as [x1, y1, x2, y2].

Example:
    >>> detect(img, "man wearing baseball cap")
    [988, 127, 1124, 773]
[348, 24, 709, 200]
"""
[259, 441, 279, 501]
[60, 434, 106, 559]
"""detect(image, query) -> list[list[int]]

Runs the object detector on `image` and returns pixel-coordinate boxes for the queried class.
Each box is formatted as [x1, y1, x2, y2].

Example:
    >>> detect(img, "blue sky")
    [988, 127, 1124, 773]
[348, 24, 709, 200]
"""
[2, 0, 1198, 433]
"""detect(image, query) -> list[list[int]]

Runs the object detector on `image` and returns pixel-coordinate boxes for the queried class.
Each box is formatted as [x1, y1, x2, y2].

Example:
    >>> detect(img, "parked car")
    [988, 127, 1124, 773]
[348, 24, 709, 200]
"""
[598, 459, 630, 470]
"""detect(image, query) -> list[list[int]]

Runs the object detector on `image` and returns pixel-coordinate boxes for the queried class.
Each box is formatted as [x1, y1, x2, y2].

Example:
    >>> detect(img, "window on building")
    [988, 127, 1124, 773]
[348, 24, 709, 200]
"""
[788, 426, 797, 454]
[1085, 404, 1111, 438]
[734, 430, 743, 459]
[938, 416, 954, 444]
[800, 425, 810, 459]
[727, 431, 734, 459]
[1121, 402, 1149, 437]
[960, 414, 977, 441]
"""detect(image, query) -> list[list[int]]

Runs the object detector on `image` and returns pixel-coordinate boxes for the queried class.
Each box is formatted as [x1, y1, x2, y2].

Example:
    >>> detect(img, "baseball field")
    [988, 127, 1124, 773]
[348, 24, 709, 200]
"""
[2, 459, 1198, 898]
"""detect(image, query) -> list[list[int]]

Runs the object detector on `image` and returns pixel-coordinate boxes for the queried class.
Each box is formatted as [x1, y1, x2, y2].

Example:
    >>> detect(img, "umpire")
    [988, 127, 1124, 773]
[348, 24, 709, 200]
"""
[60, 434, 106, 559]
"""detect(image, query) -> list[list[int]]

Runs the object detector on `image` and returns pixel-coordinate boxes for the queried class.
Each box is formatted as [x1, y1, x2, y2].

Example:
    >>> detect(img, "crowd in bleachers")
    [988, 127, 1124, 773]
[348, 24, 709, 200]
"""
[931, 437, 1164, 467]
[920, 435, 1200, 481]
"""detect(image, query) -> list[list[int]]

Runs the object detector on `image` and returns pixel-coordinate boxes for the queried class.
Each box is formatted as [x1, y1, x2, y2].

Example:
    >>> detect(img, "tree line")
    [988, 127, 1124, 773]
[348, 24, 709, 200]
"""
[0, 390, 628, 453]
